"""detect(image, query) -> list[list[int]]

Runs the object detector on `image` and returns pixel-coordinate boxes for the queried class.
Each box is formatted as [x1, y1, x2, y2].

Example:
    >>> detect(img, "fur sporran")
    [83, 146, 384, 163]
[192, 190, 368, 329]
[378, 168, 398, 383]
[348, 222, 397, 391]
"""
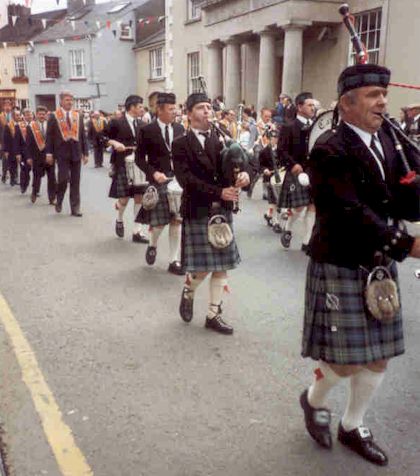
[365, 266, 400, 322]
[208, 214, 233, 249]
[142, 185, 159, 210]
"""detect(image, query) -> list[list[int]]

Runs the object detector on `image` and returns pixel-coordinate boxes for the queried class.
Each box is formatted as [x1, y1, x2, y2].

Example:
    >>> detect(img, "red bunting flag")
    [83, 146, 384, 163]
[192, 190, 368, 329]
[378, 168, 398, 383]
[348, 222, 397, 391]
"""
[106, 20, 111, 29]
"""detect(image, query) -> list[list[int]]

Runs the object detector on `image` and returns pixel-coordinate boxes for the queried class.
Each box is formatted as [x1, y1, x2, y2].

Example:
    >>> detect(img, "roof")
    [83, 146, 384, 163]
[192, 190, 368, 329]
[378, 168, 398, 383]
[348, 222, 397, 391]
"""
[133, 27, 164, 49]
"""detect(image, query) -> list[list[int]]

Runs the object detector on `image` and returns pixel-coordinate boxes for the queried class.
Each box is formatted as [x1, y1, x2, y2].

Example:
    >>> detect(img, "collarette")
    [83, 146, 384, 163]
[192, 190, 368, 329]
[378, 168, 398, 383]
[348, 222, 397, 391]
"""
[61, 107, 72, 116]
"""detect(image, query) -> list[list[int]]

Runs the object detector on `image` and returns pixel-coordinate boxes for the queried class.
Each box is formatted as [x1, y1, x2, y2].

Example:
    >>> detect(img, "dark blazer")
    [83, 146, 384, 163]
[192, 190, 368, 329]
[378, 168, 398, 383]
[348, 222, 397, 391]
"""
[45, 111, 88, 161]
[172, 129, 252, 219]
[26, 122, 47, 163]
[136, 120, 184, 182]
[308, 122, 420, 268]
[259, 145, 279, 172]
[105, 115, 144, 168]
[277, 118, 310, 170]
[3, 123, 25, 158]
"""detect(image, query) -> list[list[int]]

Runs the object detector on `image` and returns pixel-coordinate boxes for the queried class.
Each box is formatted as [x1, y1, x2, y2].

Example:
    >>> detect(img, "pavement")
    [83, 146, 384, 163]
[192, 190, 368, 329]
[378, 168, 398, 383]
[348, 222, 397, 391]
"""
[0, 157, 419, 476]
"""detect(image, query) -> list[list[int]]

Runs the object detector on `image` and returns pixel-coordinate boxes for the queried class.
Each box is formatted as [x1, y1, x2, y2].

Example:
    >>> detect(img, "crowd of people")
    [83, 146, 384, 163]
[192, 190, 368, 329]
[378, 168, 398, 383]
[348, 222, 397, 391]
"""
[1, 62, 420, 469]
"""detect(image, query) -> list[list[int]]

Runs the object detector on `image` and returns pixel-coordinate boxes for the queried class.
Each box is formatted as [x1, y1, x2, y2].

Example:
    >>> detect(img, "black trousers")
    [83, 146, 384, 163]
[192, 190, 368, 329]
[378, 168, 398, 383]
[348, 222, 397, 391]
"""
[20, 161, 31, 192]
[1, 152, 7, 182]
[93, 146, 104, 167]
[33, 161, 56, 202]
[57, 158, 81, 212]
[7, 155, 18, 185]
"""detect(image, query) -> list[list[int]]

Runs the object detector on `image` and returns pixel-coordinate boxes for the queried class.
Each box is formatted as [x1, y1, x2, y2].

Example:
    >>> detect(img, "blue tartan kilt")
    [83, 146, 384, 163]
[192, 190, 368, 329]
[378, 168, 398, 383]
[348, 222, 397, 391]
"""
[181, 214, 241, 272]
[277, 170, 311, 209]
[302, 259, 404, 365]
[136, 188, 172, 227]
[109, 166, 147, 198]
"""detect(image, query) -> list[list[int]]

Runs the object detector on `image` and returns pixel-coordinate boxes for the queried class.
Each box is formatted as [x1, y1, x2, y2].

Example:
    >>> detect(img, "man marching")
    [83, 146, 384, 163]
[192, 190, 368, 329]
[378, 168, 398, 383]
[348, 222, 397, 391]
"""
[26, 106, 56, 204]
[3, 107, 23, 187]
[19, 108, 33, 194]
[300, 64, 420, 466]
[88, 111, 106, 168]
[136, 92, 185, 274]
[45, 91, 88, 216]
[0, 99, 13, 183]
[173, 93, 250, 335]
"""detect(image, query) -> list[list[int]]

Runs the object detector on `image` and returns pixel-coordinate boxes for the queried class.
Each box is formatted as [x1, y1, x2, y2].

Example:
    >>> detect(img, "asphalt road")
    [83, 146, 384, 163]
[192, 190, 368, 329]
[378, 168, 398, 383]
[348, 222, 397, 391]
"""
[0, 157, 419, 476]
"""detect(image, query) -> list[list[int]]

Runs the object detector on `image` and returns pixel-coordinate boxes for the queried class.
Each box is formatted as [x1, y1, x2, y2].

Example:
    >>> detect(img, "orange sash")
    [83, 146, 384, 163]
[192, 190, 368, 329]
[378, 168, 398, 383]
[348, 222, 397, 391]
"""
[0, 113, 8, 127]
[29, 121, 46, 151]
[18, 122, 27, 142]
[7, 120, 16, 137]
[53, 109, 80, 142]
[92, 117, 105, 133]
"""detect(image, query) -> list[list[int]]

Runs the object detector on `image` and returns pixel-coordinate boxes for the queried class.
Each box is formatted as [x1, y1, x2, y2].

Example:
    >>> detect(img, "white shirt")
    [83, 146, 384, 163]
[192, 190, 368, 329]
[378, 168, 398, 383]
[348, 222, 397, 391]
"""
[297, 114, 313, 127]
[345, 122, 386, 180]
[191, 127, 211, 149]
[125, 112, 137, 137]
[157, 118, 173, 149]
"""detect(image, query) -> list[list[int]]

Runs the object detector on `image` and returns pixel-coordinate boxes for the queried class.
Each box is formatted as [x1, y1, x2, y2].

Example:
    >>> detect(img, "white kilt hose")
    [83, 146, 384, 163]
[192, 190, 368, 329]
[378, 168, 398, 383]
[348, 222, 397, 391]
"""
[277, 170, 311, 209]
[302, 259, 404, 365]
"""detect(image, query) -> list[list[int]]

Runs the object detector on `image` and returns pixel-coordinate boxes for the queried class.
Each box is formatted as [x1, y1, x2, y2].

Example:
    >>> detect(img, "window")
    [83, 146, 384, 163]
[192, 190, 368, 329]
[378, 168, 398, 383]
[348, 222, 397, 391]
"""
[349, 9, 382, 65]
[150, 47, 164, 79]
[69, 50, 86, 78]
[74, 98, 92, 112]
[40, 55, 60, 79]
[187, 0, 205, 21]
[120, 24, 133, 40]
[14, 56, 27, 77]
[17, 99, 29, 109]
[188, 52, 200, 93]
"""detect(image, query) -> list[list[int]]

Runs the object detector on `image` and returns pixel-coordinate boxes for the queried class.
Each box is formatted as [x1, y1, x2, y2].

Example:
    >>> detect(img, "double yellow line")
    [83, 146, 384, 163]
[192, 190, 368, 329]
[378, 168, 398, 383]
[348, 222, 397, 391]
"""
[0, 293, 93, 475]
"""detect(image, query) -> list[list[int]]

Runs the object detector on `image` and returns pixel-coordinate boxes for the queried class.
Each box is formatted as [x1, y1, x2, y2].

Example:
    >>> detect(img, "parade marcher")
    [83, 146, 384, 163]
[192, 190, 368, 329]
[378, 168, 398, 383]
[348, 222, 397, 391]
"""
[136, 92, 185, 274]
[45, 91, 89, 217]
[106, 95, 149, 243]
[18, 108, 33, 194]
[277, 92, 316, 251]
[172, 93, 251, 335]
[300, 64, 420, 466]
[3, 107, 24, 187]
[0, 99, 13, 183]
[87, 111, 106, 168]
[26, 106, 56, 204]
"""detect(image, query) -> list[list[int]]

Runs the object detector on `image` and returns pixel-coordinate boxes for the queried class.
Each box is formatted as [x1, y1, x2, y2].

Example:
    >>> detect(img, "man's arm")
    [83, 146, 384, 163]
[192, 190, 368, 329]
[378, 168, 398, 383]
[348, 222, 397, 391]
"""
[135, 128, 157, 179]
[80, 115, 88, 157]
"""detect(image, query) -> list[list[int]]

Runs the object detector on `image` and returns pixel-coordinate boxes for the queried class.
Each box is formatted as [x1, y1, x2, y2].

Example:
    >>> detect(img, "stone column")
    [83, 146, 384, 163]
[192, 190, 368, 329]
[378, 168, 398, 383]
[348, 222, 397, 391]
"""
[256, 29, 278, 111]
[281, 23, 310, 100]
[224, 38, 241, 109]
[207, 41, 223, 100]
[243, 40, 259, 107]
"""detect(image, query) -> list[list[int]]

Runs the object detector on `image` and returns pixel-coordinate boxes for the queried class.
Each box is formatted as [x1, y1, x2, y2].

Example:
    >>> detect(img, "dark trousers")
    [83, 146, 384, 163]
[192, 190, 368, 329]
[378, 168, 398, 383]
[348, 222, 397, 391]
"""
[20, 161, 31, 192]
[7, 155, 18, 185]
[93, 146, 104, 167]
[33, 162, 56, 202]
[57, 158, 81, 212]
[1, 152, 7, 182]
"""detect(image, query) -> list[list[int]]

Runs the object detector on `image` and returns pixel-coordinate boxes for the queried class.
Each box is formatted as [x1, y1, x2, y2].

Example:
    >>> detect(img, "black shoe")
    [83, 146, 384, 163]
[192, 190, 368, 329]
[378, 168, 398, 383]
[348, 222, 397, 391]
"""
[281, 230, 292, 249]
[301, 243, 309, 253]
[21, 187, 27, 194]
[49, 199, 57, 206]
[31, 193, 37, 204]
[168, 261, 184, 276]
[338, 423, 388, 466]
[133, 233, 149, 244]
[300, 389, 332, 449]
[115, 220, 124, 238]
[179, 287, 194, 322]
[55, 202, 62, 213]
[264, 213, 273, 227]
[273, 223, 282, 234]
[71, 211, 83, 217]
[145, 246, 157, 265]
[205, 313, 234, 335]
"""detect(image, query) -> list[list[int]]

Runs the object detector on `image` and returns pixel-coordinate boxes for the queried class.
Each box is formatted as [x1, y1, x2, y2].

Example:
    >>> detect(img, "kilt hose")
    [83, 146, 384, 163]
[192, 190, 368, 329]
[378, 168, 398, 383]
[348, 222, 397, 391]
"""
[181, 214, 241, 272]
[277, 170, 311, 209]
[302, 259, 404, 365]
[109, 165, 147, 199]
[136, 186, 172, 227]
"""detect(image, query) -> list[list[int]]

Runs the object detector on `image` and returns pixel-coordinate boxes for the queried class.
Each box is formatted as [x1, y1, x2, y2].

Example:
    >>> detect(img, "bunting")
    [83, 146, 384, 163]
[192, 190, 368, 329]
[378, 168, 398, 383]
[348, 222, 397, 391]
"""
[41, 18, 47, 29]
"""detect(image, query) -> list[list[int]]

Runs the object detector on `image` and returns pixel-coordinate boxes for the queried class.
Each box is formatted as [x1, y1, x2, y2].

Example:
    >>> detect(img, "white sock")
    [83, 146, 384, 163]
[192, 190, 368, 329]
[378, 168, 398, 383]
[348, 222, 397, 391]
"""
[133, 203, 143, 234]
[184, 273, 206, 298]
[116, 201, 126, 222]
[285, 208, 302, 233]
[150, 226, 164, 247]
[302, 209, 316, 245]
[307, 361, 344, 409]
[341, 368, 385, 432]
[168, 224, 181, 263]
[207, 275, 227, 319]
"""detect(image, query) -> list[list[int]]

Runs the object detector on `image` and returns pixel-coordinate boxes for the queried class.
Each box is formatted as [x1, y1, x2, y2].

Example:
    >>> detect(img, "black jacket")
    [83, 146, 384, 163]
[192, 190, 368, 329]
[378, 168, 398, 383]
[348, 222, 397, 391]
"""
[136, 120, 184, 182]
[277, 118, 310, 170]
[4, 123, 25, 158]
[308, 122, 419, 268]
[87, 119, 106, 147]
[26, 122, 47, 163]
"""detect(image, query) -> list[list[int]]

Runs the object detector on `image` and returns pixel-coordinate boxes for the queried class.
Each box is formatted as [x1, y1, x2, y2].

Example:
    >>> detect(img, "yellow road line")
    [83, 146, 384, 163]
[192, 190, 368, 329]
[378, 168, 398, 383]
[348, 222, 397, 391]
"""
[0, 293, 93, 476]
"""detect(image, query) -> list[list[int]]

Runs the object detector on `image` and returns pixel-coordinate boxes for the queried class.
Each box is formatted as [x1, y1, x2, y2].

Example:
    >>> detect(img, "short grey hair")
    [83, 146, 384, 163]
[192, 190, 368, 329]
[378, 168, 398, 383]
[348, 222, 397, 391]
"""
[59, 90, 74, 100]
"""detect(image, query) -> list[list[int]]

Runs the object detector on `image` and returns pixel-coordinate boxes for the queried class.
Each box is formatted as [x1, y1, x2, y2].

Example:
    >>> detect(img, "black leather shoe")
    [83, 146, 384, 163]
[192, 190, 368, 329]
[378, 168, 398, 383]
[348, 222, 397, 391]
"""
[55, 202, 62, 213]
[338, 422, 388, 466]
[115, 220, 124, 238]
[300, 389, 332, 449]
[273, 223, 282, 234]
[145, 246, 157, 265]
[21, 187, 27, 194]
[49, 198, 57, 206]
[133, 233, 149, 244]
[179, 287, 194, 322]
[281, 230, 292, 249]
[205, 313, 233, 335]
[71, 211, 83, 217]
[168, 261, 184, 276]
[264, 213, 273, 227]
[31, 193, 37, 203]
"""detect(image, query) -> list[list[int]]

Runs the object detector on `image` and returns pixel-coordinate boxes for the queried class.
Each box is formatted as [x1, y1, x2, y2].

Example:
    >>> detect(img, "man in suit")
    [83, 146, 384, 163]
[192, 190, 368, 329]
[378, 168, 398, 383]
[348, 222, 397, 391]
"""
[3, 107, 24, 187]
[172, 93, 251, 335]
[45, 90, 88, 216]
[19, 108, 34, 194]
[0, 99, 13, 183]
[87, 111, 106, 168]
[26, 106, 56, 204]
[277, 92, 316, 251]
[106, 95, 148, 243]
[136, 92, 185, 274]
[300, 64, 420, 466]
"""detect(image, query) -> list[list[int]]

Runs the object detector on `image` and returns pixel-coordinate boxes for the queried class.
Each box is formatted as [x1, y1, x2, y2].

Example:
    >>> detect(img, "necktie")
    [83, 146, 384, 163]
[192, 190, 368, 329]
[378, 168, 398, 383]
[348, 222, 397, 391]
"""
[66, 111, 71, 129]
[370, 135, 384, 162]
[199, 132, 214, 161]
[41, 121, 46, 136]
[133, 119, 139, 136]
[165, 125, 170, 148]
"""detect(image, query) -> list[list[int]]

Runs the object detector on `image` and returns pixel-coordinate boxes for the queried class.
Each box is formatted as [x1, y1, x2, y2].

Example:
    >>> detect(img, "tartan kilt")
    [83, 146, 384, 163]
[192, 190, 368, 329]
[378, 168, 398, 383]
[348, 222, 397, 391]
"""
[109, 166, 147, 198]
[181, 214, 241, 272]
[136, 188, 172, 227]
[277, 170, 311, 209]
[302, 259, 404, 365]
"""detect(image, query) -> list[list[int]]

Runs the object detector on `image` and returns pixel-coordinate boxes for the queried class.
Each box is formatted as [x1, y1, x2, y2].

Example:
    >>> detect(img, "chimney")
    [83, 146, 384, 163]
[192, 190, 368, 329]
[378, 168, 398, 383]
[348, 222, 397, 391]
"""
[7, 3, 31, 23]
[68, 0, 96, 14]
